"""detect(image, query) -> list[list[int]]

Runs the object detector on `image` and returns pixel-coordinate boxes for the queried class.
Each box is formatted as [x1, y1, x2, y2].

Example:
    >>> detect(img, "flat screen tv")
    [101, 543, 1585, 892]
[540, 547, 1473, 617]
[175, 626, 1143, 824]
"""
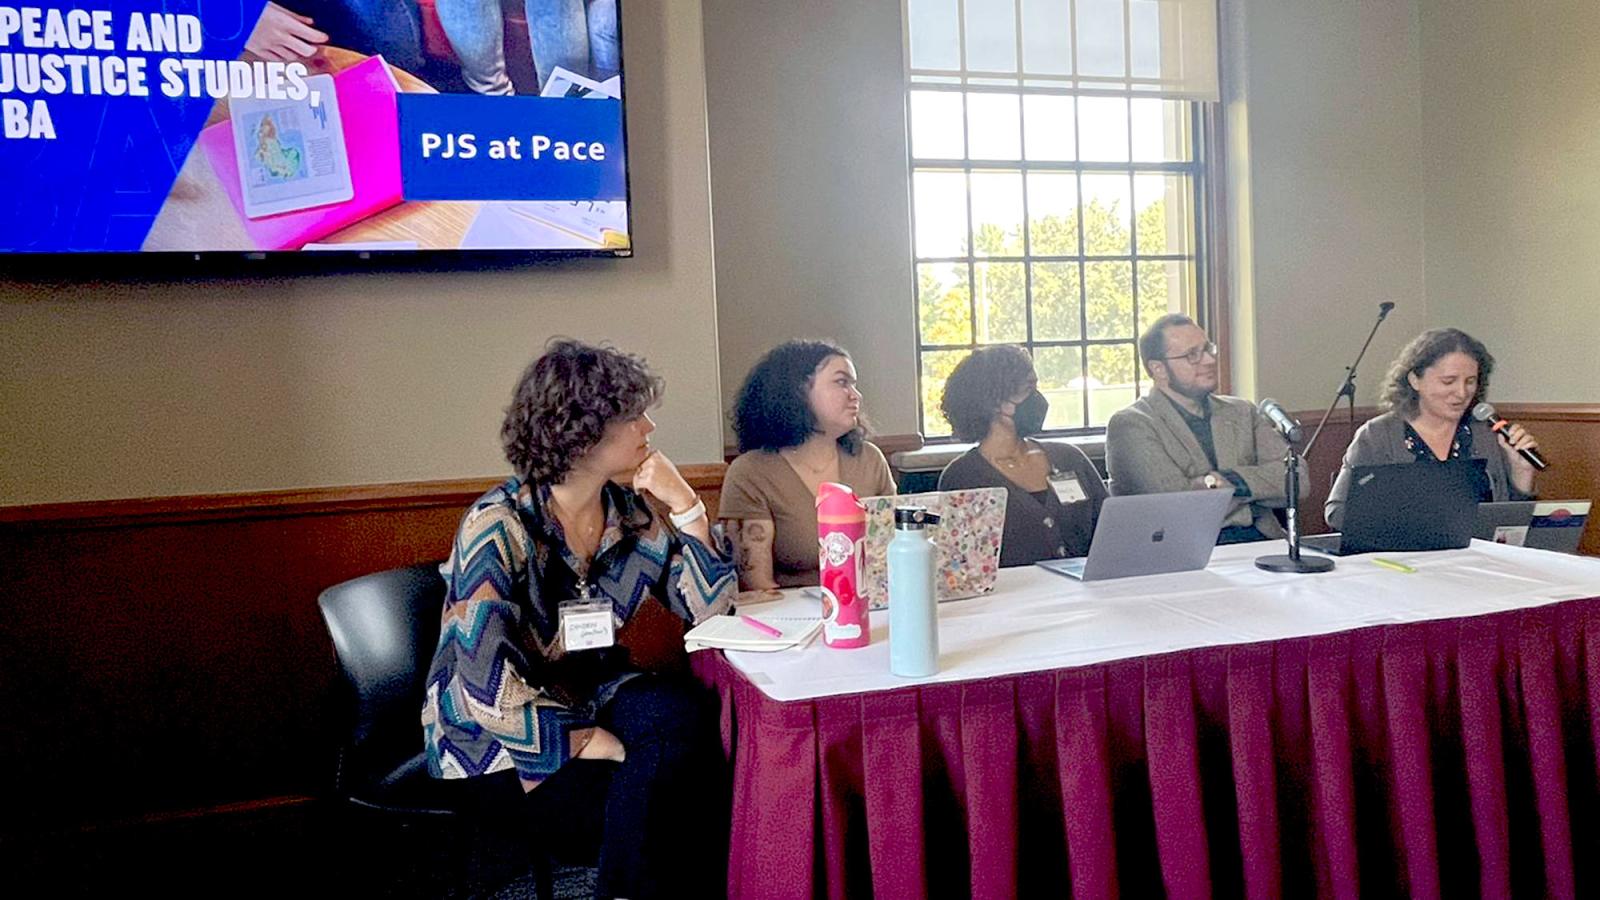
[0, 1, 632, 263]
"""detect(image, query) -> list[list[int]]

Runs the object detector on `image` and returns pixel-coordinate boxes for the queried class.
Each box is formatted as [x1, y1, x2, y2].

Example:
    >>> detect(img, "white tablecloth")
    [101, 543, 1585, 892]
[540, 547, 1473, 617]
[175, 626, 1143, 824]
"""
[727, 540, 1600, 702]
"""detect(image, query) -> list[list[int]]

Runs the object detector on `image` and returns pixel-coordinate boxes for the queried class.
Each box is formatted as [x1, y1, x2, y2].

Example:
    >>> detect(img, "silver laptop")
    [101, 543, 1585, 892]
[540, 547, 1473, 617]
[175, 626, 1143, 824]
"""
[1036, 489, 1234, 581]
[1475, 500, 1591, 554]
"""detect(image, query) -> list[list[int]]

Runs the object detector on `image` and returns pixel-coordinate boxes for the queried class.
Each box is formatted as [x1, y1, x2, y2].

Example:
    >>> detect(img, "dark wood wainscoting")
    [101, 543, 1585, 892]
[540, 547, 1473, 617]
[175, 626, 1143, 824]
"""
[0, 466, 726, 836]
[1294, 403, 1600, 555]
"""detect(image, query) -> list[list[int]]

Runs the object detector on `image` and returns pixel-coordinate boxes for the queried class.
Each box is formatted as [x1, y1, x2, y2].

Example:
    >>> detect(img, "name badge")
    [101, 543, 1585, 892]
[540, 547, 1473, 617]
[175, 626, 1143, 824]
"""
[1049, 472, 1088, 504]
[560, 599, 615, 651]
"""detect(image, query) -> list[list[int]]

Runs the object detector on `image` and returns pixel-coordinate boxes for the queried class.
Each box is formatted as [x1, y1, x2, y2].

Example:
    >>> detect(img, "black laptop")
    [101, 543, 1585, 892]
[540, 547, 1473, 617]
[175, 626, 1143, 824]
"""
[1303, 460, 1486, 556]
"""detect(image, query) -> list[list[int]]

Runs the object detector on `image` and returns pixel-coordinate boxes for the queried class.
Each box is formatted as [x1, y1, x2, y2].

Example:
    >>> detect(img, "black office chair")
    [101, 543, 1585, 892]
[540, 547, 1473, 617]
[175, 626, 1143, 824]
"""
[318, 563, 569, 898]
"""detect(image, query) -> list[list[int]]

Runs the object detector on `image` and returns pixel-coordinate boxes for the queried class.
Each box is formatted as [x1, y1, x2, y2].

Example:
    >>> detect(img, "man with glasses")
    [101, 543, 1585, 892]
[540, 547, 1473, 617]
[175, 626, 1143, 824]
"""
[1106, 314, 1306, 544]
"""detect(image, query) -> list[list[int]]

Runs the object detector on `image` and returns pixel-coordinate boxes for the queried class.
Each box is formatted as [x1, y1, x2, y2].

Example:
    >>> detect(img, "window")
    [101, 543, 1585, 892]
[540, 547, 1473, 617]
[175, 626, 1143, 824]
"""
[905, 0, 1219, 437]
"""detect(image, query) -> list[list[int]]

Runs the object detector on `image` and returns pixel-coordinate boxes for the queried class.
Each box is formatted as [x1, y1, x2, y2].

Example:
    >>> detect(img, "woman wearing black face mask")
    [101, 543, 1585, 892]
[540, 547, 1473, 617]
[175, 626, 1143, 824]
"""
[936, 345, 1108, 566]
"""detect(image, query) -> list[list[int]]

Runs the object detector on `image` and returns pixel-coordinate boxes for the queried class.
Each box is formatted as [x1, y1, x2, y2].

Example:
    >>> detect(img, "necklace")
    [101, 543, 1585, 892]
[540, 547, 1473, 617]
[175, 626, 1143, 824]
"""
[783, 447, 836, 475]
[984, 439, 1033, 471]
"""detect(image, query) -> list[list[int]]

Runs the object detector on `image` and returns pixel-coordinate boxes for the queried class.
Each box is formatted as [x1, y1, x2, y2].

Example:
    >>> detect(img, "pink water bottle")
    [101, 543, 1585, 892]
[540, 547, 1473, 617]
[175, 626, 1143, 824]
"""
[816, 482, 871, 648]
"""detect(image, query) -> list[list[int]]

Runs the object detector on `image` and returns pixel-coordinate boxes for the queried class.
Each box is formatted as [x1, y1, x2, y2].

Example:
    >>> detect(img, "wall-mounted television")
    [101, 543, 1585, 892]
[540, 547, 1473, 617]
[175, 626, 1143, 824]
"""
[0, 0, 631, 262]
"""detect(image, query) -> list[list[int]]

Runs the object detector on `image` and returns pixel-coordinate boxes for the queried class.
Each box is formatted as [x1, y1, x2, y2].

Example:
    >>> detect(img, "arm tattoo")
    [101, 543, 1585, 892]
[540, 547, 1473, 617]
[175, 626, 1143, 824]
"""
[740, 521, 771, 573]
[723, 518, 776, 588]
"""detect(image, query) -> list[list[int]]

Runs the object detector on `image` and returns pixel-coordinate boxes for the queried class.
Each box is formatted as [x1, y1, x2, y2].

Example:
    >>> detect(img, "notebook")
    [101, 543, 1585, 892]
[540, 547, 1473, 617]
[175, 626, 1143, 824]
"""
[683, 589, 821, 652]
[857, 487, 1007, 610]
[199, 56, 404, 249]
[1036, 488, 1232, 581]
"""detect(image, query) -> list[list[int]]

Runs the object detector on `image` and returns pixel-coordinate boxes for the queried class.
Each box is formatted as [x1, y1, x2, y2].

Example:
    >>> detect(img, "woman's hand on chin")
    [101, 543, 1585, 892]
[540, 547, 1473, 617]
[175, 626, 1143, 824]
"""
[632, 449, 697, 514]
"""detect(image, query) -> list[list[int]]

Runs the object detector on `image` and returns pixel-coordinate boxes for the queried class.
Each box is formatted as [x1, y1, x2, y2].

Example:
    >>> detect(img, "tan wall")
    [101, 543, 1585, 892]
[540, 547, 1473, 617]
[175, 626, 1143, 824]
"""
[703, 0, 1435, 429]
[1419, 0, 1600, 403]
[702, 0, 920, 440]
[0, 0, 724, 506]
[1224, 0, 1428, 410]
[11, 0, 1596, 509]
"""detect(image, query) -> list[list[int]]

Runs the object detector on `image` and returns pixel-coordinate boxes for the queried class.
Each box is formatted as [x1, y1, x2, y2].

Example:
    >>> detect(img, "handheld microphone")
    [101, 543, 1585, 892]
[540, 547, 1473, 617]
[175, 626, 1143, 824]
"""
[1258, 398, 1303, 442]
[1471, 402, 1549, 471]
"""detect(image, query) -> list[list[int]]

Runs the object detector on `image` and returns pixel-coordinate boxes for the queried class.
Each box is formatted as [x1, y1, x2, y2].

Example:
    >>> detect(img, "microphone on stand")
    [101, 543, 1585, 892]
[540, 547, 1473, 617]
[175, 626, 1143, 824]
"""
[1253, 400, 1333, 574]
[1258, 399, 1303, 443]
[1262, 300, 1395, 577]
[1472, 403, 1550, 471]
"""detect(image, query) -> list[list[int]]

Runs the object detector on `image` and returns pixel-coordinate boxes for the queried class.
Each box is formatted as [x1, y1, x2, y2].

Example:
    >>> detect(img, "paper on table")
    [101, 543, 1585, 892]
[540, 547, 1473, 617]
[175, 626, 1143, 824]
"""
[462, 201, 629, 250]
[505, 201, 629, 248]
[684, 589, 822, 652]
[540, 66, 621, 100]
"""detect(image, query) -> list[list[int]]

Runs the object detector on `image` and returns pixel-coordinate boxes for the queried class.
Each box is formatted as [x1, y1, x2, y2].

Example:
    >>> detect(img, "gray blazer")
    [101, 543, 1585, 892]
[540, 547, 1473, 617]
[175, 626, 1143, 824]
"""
[1105, 390, 1306, 538]
[1324, 411, 1529, 529]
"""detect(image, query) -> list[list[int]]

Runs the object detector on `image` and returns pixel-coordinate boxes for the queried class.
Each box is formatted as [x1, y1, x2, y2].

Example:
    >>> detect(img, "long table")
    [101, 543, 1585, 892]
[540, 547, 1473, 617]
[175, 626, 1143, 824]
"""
[693, 541, 1600, 899]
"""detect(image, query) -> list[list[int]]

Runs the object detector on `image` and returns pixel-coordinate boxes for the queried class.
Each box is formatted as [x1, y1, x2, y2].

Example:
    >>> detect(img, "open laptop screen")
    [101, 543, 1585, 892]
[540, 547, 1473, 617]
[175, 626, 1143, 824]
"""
[1334, 460, 1484, 555]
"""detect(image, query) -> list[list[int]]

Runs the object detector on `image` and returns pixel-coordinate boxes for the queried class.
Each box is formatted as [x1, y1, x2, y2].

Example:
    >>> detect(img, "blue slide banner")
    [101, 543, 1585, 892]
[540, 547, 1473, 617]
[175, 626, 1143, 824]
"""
[397, 94, 626, 202]
[0, 1, 262, 252]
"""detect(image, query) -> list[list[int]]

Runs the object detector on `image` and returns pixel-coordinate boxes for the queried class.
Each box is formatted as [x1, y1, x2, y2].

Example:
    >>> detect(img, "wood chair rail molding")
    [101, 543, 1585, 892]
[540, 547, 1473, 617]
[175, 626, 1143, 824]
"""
[0, 464, 729, 531]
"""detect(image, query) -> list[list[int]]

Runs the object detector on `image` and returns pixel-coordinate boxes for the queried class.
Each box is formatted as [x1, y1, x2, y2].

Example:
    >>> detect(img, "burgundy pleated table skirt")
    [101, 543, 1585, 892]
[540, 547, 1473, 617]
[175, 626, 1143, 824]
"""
[695, 595, 1600, 898]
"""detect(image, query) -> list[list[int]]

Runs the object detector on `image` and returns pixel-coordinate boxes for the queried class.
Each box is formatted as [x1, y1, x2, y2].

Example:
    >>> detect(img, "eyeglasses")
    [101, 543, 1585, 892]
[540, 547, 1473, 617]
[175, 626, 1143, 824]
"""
[1157, 341, 1218, 365]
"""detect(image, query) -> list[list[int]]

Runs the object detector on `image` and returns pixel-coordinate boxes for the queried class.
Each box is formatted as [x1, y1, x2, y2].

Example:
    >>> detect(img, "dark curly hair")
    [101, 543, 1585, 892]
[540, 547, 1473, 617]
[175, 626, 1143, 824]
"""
[732, 340, 867, 454]
[939, 345, 1036, 442]
[502, 338, 663, 484]
[1379, 327, 1494, 419]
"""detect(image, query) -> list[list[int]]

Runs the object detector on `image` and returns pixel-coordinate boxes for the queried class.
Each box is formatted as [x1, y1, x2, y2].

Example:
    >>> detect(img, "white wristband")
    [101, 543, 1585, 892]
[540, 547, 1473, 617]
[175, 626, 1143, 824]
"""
[668, 498, 707, 529]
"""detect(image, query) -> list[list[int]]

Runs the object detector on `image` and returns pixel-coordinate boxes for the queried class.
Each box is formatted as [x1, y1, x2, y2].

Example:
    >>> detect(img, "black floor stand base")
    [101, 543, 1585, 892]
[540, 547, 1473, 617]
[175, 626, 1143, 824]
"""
[1255, 553, 1335, 573]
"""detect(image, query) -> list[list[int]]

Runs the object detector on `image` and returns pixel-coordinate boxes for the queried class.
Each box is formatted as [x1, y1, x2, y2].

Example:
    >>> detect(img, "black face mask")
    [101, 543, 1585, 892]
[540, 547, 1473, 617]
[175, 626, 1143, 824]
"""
[1011, 389, 1049, 437]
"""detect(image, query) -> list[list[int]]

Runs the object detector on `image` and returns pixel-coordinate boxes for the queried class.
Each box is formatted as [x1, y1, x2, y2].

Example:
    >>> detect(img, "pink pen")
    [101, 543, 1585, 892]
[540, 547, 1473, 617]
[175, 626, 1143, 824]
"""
[739, 615, 783, 638]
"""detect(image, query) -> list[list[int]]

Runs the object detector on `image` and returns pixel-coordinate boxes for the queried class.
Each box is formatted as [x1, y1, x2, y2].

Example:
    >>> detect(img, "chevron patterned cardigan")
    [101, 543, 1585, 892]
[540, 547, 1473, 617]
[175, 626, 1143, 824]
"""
[422, 477, 736, 787]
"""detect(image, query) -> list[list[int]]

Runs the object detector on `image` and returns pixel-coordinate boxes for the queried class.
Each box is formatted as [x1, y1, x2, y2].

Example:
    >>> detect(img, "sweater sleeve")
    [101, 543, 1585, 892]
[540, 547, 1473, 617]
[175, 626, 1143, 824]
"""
[1325, 420, 1388, 530]
[425, 503, 596, 786]
[662, 524, 739, 625]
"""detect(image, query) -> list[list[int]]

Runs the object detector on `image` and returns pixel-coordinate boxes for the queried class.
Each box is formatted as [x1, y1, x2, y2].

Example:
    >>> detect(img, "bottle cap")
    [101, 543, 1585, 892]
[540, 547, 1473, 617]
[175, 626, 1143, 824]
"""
[894, 506, 941, 528]
[816, 482, 865, 525]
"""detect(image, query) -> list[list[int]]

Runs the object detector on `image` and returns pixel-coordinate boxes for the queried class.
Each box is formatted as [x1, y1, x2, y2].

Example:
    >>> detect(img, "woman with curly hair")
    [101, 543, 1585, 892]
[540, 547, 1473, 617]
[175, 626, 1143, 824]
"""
[1325, 327, 1541, 529]
[421, 338, 735, 898]
[936, 345, 1107, 565]
[719, 340, 896, 590]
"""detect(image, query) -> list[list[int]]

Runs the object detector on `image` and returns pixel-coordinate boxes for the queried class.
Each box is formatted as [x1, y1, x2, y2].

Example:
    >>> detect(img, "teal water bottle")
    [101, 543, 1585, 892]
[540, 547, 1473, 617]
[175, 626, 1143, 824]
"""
[888, 507, 941, 677]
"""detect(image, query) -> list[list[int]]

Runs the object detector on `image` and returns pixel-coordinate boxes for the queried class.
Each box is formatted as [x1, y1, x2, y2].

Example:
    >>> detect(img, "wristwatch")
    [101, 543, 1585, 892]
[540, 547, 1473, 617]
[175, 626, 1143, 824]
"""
[1203, 473, 1221, 490]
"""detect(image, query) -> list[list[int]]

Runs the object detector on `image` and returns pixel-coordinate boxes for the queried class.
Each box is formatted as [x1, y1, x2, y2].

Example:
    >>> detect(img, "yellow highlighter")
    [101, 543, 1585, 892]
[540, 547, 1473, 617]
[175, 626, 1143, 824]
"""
[1371, 557, 1417, 574]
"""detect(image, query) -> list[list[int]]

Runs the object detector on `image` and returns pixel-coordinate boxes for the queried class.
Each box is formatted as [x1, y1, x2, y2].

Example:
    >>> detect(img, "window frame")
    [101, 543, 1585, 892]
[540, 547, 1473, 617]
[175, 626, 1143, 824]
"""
[903, 0, 1226, 441]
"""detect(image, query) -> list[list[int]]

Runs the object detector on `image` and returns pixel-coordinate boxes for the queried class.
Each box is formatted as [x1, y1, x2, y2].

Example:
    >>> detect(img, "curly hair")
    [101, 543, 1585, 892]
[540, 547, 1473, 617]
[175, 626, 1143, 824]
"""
[1379, 327, 1494, 418]
[502, 338, 663, 484]
[732, 340, 867, 454]
[939, 345, 1036, 442]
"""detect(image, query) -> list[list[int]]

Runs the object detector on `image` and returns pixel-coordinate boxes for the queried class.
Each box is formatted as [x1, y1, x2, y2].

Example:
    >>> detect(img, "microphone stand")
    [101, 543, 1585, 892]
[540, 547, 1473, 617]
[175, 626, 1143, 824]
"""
[1255, 443, 1333, 573]
[1258, 302, 1393, 575]
[1302, 302, 1395, 459]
